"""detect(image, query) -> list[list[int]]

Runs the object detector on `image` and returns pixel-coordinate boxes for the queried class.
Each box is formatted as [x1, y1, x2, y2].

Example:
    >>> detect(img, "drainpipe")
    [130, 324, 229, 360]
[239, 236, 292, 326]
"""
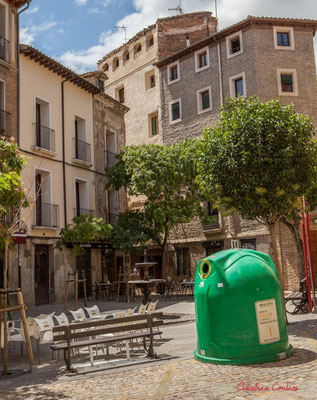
[61, 80, 67, 227]
[217, 41, 223, 106]
[17, 0, 32, 146]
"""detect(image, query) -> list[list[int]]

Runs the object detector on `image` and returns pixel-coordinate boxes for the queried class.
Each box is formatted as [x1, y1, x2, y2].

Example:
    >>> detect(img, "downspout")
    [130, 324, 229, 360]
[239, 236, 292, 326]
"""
[61, 80, 67, 227]
[217, 41, 223, 106]
[17, 0, 32, 146]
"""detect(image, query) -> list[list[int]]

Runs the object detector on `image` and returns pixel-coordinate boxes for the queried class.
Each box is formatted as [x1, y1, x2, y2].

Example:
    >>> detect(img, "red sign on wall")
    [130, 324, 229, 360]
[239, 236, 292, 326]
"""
[13, 232, 27, 244]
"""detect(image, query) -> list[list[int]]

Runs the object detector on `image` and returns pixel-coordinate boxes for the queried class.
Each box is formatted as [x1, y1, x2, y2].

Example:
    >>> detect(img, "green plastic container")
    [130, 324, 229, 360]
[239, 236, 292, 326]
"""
[194, 249, 293, 365]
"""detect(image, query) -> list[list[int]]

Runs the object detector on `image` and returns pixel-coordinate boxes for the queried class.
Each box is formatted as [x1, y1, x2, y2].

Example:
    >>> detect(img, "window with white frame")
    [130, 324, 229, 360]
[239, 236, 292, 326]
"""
[226, 30, 243, 59]
[195, 47, 209, 72]
[229, 72, 246, 98]
[148, 111, 159, 137]
[75, 179, 89, 217]
[167, 60, 180, 84]
[169, 99, 182, 124]
[197, 86, 212, 114]
[0, 2, 9, 63]
[277, 69, 298, 96]
[273, 26, 295, 50]
[145, 69, 155, 90]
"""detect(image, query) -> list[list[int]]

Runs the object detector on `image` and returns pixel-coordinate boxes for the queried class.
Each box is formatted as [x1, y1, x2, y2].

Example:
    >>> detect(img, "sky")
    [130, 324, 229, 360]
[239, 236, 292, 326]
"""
[20, 0, 317, 73]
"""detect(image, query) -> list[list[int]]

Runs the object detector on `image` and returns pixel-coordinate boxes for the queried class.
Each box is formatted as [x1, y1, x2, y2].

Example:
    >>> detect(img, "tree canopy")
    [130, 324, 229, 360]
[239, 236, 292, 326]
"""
[195, 96, 317, 289]
[106, 140, 205, 265]
[56, 214, 113, 256]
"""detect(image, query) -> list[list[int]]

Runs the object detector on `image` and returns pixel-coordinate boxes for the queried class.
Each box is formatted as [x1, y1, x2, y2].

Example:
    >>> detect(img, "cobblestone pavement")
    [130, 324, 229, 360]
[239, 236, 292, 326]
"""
[1, 303, 317, 399]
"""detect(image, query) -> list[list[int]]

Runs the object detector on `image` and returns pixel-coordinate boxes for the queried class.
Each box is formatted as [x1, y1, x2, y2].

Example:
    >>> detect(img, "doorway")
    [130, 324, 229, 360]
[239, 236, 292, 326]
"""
[76, 249, 92, 298]
[310, 231, 317, 284]
[34, 245, 50, 304]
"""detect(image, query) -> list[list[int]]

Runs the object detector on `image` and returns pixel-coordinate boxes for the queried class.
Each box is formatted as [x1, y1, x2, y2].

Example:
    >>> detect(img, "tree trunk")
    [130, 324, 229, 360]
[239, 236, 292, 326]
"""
[2, 236, 9, 375]
[281, 217, 306, 280]
[267, 222, 288, 323]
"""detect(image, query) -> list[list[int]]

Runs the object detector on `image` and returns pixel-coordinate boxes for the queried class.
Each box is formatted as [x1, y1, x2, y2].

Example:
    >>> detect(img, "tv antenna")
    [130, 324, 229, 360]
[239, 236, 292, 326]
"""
[114, 24, 127, 44]
[168, 0, 183, 14]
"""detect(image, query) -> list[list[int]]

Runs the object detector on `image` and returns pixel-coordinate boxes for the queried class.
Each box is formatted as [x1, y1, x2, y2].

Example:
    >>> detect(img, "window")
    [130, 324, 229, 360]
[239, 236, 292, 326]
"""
[277, 69, 298, 96]
[197, 86, 212, 114]
[34, 170, 59, 228]
[195, 47, 210, 72]
[75, 179, 89, 217]
[73, 116, 90, 163]
[97, 78, 104, 92]
[202, 203, 219, 230]
[0, 3, 9, 63]
[145, 69, 155, 90]
[103, 63, 109, 72]
[176, 248, 191, 276]
[134, 43, 142, 56]
[112, 57, 119, 71]
[241, 238, 256, 250]
[146, 35, 154, 49]
[123, 50, 129, 64]
[149, 112, 159, 136]
[117, 87, 124, 103]
[34, 98, 54, 152]
[273, 26, 295, 50]
[0, 80, 9, 136]
[167, 61, 180, 84]
[226, 30, 243, 58]
[169, 99, 182, 124]
[229, 72, 246, 98]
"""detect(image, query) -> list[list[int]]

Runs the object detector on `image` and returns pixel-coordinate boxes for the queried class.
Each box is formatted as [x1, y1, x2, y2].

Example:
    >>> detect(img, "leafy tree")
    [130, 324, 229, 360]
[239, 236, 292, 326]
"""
[0, 138, 29, 374]
[195, 96, 317, 290]
[56, 214, 113, 256]
[106, 140, 205, 276]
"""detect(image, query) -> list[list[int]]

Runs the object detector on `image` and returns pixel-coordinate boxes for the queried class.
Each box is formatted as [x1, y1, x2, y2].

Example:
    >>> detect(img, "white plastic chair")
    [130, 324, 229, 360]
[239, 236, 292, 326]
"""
[69, 308, 86, 322]
[54, 313, 69, 326]
[137, 303, 148, 315]
[147, 300, 159, 314]
[1, 321, 25, 354]
[34, 315, 55, 363]
[84, 305, 110, 319]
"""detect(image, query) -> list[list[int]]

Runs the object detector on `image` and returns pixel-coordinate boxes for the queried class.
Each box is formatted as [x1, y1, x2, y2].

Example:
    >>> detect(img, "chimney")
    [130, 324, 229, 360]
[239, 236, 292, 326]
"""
[186, 34, 190, 47]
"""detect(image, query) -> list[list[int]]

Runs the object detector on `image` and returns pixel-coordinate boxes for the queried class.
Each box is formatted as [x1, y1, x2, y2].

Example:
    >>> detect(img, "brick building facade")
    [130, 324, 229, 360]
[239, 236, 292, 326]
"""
[155, 16, 317, 289]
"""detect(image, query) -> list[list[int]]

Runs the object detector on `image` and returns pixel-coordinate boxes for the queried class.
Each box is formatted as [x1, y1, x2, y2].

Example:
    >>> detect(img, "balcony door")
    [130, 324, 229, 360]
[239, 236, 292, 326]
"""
[35, 172, 42, 226]
[34, 245, 50, 304]
[36, 102, 41, 147]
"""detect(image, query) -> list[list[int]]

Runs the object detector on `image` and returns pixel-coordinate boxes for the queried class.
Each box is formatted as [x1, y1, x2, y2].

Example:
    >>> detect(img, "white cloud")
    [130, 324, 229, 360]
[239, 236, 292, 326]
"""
[58, 0, 317, 73]
[25, 6, 39, 14]
[20, 21, 57, 45]
[88, 8, 102, 14]
[75, 0, 88, 5]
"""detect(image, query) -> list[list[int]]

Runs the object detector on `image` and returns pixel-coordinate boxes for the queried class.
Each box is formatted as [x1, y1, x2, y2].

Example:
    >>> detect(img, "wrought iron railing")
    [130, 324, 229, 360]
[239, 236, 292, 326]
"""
[0, 36, 9, 63]
[74, 208, 95, 217]
[0, 109, 11, 136]
[73, 138, 91, 163]
[33, 123, 55, 152]
[104, 150, 117, 169]
[35, 202, 59, 228]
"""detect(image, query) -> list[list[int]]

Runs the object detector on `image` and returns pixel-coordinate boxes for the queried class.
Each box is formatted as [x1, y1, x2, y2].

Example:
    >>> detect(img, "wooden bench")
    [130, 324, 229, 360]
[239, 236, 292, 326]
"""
[51, 312, 164, 372]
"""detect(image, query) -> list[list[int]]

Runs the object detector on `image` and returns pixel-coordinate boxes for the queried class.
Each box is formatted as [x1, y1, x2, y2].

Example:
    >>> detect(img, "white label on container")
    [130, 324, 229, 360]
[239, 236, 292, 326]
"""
[255, 298, 280, 345]
[199, 282, 204, 287]
[218, 283, 223, 287]
[201, 349, 205, 356]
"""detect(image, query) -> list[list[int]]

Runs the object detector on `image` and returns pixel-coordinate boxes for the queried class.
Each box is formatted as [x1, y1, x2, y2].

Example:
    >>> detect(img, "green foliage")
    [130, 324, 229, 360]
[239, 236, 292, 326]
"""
[196, 96, 317, 223]
[56, 214, 113, 256]
[0, 138, 28, 215]
[106, 140, 205, 251]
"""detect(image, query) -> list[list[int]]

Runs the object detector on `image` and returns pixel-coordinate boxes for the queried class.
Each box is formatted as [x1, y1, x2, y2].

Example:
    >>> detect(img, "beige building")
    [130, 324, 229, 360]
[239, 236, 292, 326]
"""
[98, 12, 217, 146]
[9, 45, 127, 306]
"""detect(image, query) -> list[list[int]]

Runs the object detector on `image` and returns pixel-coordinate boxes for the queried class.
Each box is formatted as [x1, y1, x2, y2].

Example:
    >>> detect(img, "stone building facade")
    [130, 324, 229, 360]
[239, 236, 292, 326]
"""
[5, 46, 127, 306]
[155, 16, 317, 289]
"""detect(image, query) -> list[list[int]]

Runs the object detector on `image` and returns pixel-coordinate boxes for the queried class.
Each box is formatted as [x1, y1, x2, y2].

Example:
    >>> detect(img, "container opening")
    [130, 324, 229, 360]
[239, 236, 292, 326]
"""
[202, 263, 209, 274]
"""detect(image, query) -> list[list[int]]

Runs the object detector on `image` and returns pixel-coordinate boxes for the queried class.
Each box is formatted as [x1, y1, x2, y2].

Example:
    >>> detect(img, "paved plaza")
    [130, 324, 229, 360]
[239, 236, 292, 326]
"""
[1, 298, 317, 399]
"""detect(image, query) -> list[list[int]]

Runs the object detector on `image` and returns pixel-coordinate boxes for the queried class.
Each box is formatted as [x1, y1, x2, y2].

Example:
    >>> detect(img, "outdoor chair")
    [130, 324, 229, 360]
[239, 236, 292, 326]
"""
[54, 312, 69, 326]
[137, 303, 148, 315]
[147, 301, 161, 338]
[0, 320, 25, 354]
[34, 315, 55, 363]
[69, 308, 86, 322]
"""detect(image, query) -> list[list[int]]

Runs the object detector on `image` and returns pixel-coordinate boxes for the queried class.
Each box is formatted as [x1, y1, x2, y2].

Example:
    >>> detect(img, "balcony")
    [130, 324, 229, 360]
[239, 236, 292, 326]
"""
[34, 203, 59, 228]
[0, 36, 9, 63]
[33, 123, 55, 153]
[74, 208, 95, 217]
[201, 214, 220, 231]
[73, 138, 91, 165]
[0, 109, 11, 137]
[104, 150, 117, 169]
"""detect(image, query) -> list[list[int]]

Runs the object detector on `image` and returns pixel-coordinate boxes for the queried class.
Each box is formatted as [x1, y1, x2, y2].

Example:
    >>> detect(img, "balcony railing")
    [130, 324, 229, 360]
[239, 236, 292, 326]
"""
[33, 123, 55, 152]
[107, 213, 119, 225]
[35, 203, 59, 228]
[201, 214, 219, 231]
[0, 36, 9, 63]
[0, 109, 11, 137]
[73, 138, 91, 163]
[74, 208, 95, 217]
[104, 150, 117, 169]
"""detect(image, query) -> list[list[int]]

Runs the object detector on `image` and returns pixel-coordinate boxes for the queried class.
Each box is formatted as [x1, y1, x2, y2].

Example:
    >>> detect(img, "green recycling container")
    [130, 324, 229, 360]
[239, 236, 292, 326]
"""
[194, 249, 293, 365]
